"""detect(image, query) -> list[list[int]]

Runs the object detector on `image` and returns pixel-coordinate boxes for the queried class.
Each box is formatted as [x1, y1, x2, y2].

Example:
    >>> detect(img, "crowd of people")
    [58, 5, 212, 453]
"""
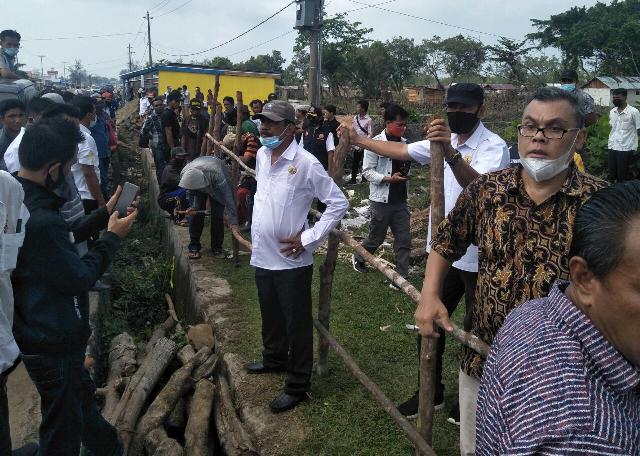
[0, 23, 639, 455]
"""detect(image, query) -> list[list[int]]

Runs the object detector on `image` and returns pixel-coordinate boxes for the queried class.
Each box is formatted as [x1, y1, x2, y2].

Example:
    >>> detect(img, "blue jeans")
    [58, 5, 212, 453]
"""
[21, 351, 122, 456]
[151, 146, 167, 183]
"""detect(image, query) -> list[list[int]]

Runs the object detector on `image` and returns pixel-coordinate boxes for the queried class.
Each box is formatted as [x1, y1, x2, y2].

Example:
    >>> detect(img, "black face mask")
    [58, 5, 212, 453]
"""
[45, 164, 67, 192]
[447, 110, 479, 134]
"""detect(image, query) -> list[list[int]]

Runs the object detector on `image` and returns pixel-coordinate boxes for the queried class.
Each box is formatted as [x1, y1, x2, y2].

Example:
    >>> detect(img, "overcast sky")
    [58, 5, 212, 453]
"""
[6, 0, 602, 79]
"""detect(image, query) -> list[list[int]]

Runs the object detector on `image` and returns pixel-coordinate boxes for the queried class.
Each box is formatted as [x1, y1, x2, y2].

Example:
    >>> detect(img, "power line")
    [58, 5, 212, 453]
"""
[151, 0, 296, 58]
[224, 30, 296, 58]
[149, 0, 171, 12]
[346, 0, 510, 39]
[155, 0, 194, 17]
[23, 32, 135, 41]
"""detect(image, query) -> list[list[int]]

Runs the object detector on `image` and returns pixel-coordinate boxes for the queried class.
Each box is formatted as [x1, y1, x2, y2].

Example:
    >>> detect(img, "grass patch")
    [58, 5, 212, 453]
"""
[200, 226, 463, 456]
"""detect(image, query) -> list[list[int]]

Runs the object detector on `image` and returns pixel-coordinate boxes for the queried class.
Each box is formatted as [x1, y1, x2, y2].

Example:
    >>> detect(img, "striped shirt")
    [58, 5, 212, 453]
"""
[477, 281, 640, 455]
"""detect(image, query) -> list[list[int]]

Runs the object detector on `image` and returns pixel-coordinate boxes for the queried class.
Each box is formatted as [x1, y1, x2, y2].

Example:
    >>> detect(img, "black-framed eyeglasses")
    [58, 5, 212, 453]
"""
[517, 125, 580, 140]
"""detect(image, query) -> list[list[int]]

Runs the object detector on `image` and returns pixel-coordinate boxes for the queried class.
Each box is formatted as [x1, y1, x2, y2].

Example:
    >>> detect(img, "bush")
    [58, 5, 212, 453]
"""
[583, 114, 610, 178]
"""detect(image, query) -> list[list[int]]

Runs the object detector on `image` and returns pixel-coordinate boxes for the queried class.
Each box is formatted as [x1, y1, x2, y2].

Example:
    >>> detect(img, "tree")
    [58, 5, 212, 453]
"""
[235, 50, 285, 73]
[345, 41, 392, 99]
[385, 37, 425, 93]
[438, 35, 487, 81]
[69, 60, 87, 87]
[291, 12, 372, 95]
[529, 0, 640, 77]
[203, 56, 234, 69]
[488, 38, 533, 85]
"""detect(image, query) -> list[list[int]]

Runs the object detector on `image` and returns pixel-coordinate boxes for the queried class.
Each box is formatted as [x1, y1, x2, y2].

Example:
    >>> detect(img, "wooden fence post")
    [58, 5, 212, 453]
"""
[231, 91, 244, 267]
[201, 74, 220, 157]
[317, 231, 340, 377]
[416, 137, 446, 450]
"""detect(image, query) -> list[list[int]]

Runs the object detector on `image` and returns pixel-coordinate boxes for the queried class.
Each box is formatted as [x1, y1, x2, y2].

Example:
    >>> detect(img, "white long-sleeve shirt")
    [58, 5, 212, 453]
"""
[3, 127, 25, 174]
[250, 140, 349, 270]
[407, 122, 510, 272]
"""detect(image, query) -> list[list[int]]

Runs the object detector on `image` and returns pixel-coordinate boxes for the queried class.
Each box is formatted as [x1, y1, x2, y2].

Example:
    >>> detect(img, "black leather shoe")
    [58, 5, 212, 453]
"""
[245, 361, 286, 374]
[269, 392, 307, 413]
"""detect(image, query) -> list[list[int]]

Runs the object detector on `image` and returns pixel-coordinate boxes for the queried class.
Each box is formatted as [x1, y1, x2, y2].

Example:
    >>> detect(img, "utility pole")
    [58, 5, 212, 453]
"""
[37, 55, 45, 87]
[144, 11, 153, 67]
[62, 61, 67, 79]
[294, 0, 323, 106]
[128, 43, 134, 71]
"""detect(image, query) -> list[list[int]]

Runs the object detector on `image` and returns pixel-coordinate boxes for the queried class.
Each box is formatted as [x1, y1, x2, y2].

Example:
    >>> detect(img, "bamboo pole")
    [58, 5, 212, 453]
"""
[313, 321, 437, 456]
[332, 123, 351, 186]
[316, 231, 340, 377]
[205, 133, 255, 175]
[416, 138, 445, 449]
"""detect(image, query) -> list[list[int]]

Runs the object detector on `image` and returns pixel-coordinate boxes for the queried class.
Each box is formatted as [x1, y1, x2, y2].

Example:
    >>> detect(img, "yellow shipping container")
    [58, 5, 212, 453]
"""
[122, 64, 279, 106]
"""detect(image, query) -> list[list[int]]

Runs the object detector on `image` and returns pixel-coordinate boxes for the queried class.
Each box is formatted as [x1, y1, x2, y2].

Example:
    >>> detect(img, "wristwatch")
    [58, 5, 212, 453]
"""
[445, 151, 462, 168]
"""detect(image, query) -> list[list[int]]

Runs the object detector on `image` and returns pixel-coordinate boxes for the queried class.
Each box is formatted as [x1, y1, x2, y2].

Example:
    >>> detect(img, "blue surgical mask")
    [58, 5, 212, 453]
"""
[260, 128, 288, 150]
[260, 136, 283, 149]
[560, 83, 576, 92]
[3, 47, 19, 57]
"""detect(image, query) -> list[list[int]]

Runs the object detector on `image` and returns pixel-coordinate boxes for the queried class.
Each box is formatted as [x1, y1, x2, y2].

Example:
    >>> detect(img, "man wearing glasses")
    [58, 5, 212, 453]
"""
[347, 83, 509, 428]
[413, 87, 607, 454]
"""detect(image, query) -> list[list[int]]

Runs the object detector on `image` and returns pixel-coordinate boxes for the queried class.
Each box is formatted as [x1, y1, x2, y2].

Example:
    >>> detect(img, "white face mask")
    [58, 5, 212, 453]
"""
[519, 131, 579, 182]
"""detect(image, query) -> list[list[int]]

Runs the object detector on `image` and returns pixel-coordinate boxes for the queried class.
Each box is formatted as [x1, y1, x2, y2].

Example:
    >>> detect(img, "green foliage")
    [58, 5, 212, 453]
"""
[583, 114, 611, 178]
[528, 0, 640, 77]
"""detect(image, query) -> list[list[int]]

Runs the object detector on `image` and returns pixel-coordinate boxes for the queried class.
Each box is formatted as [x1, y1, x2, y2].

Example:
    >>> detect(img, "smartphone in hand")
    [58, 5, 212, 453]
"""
[114, 182, 139, 218]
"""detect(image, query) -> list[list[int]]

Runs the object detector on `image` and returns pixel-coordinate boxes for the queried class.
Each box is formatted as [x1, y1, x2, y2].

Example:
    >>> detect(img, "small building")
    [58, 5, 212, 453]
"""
[480, 83, 519, 92]
[120, 62, 280, 105]
[582, 76, 640, 107]
[404, 85, 445, 106]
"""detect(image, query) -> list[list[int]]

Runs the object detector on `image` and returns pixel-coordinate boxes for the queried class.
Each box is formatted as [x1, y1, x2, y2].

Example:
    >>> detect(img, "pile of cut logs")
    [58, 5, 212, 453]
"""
[98, 294, 258, 456]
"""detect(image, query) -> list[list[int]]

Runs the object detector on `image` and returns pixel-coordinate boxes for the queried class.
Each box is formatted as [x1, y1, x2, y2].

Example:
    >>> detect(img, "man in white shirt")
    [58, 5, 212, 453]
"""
[608, 88, 640, 182]
[347, 83, 509, 428]
[139, 90, 154, 118]
[182, 85, 190, 107]
[350, 99, 373, 184]
[70, 96, 104, 213]
[0, 170, 31, 456]
[247, 101, 349, 413]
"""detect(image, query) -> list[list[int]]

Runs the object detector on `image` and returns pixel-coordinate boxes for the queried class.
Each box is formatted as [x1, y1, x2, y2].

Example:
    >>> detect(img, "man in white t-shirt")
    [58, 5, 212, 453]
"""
[347, 83, 509, 428]
[182, 85, 190, 106]
[70, 96, 104, 213]
[608, 88, 640, 182]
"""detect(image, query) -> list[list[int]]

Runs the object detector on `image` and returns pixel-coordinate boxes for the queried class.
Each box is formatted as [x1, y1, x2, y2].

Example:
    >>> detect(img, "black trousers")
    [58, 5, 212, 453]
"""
[608, 149, 635, 182]
[188, 191, 224, 252]
[351, 148, 364, 182]
[255, 265, 314, 395]
[21, 351, 122, 456]
[416, 265, 477, 394]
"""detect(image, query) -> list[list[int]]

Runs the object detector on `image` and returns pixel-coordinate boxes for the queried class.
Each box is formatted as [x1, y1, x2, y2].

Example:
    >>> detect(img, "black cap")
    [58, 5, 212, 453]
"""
[445, 83, 484, 106]
[560, 69, 578, 82]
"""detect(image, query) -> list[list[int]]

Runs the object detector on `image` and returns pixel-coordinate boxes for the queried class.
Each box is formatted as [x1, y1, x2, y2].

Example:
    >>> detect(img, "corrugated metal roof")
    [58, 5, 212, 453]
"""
[593, 76, 640, 89]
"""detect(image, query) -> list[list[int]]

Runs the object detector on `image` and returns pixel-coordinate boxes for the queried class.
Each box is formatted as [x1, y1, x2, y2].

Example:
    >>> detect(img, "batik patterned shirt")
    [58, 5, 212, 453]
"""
[476, 281, 640, 455]
[431, 165, 607, 379]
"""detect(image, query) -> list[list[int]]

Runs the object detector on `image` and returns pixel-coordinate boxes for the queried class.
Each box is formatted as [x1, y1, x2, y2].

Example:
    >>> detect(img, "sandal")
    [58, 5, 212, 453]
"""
[188, 250, 201, 260]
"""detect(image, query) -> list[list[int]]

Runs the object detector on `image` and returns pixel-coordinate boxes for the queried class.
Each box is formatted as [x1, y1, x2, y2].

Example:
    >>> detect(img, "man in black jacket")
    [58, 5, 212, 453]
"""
[12, 117, 137, 455]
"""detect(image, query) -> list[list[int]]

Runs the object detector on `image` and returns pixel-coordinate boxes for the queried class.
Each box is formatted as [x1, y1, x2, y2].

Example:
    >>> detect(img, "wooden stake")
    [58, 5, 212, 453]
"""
[231, 90, 244, 267]
[201, 74, 220, 157]
[205, 133, 254, 175]
[416, 138, 445, 449]
[317, 232, 340, 377]
[215, 374, 258, 455]
[143, 427, 183, 456]
[333, 124, 351, 186]
[102, 333, 137, 419]
[164, 293, 183, 333]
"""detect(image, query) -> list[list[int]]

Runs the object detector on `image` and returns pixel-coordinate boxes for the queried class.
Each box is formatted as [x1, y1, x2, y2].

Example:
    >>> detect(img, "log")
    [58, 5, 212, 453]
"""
[215, 374, 258, 456]
[146, 315, 176, 354]
[103, 333, 138, 419]
[317, 232, 340, 377]
[144, 427, 183, 456]
[178, 344, 196, 365]
[167, 397, 187, 429]
[129, 347, 212, 455]
[184, 379, 216, 456]
[187, 323, 215, 351]
[192, 353, 219, 381]
[212, 104, 222, 157]
[416, 138, 446, 449]
[109, 337, 178, 454]
[333, 124, 352, 186]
